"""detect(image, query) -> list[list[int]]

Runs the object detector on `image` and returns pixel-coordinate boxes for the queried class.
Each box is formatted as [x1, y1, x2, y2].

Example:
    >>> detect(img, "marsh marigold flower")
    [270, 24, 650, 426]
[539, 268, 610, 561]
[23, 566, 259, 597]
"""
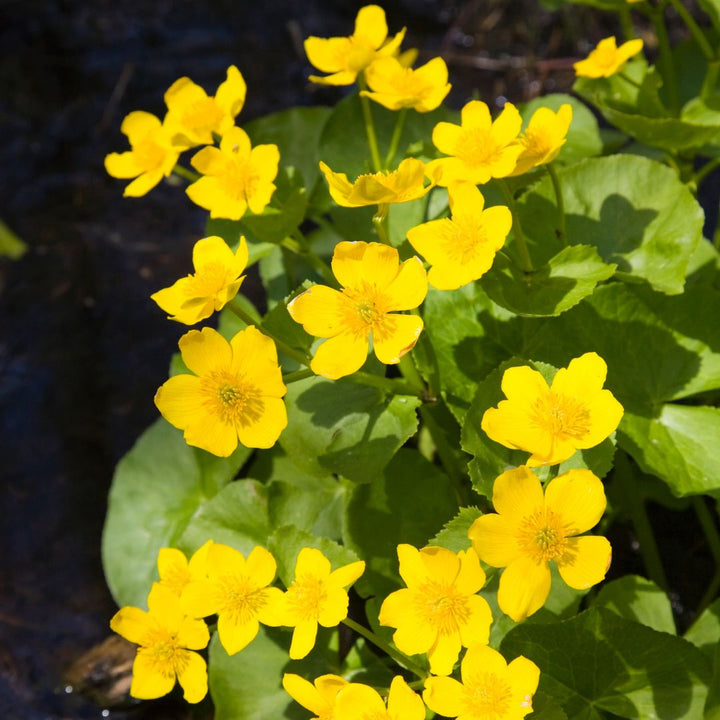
[469, 466, 611, 622]
[423, 644, 539, 720]
[155, 326, 288, 457]
[428, 100, 524, 186]
[110, 583, 209, 703]
[164, 65, 247, 148]
[510, 104, 573, 177]
[287, 241, 428, 379]
[379, 544, 492, 676]
[181, 543, 284, 655]
[481, 352, 624, 467]
[186, 126, 279, 220]
[305, 5, 405, 86]
[281, 548, 365, 659]
[573, 36, 644, 79]
[407, 183, 511, 290]
[319, 158, 431, 208]
[151, 235, 248, 325]
[361, 56, 451, 112]
[334, 677, 425, 720]
[105, 111, 180, 197]
[156, 540, 212, 597]
[283, 673, 349, 720]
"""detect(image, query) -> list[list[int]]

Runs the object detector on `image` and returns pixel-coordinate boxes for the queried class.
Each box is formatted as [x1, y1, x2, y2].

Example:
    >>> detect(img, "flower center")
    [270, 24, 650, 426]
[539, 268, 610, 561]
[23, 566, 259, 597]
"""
[342, 283, 392, 335]
[414, 581, 471, 636]
[463, 673, 513, 719]
[522, 127, 553, 159]
[181, 97, 224, 138]
[217, 574, 269, 624]
[160, 560, 192, 596]
[220, 151, 260, 202]
[440, 216, 489, 264]
[185, 261, 236, 298]
[594, 46, 617, 70]
[135, 136, 166, 171]
[518, 509, 569, 563]
[347, 37, 377, 73]
[286, 574, 329, 621]
[140, 628, 190, 678]
[201, 371, 264, 426]
[530, 390, 591, 440]
[455, 128, 502, 169]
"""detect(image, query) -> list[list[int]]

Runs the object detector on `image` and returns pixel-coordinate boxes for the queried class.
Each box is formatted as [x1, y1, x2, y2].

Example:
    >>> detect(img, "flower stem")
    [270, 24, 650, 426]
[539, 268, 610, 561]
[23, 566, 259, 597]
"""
[342, 617, 428, 680]
[545, 163, 567, 246]
[384, 108, 408, 170]
[693, 497, 720, 615]
[649, 6, 680, 114]
[398, 352, 426, 396]
[693, 157, 720, 188]
[172, 164, 200, 183]
[282, 368, 314, 384]
[358, 81, 383, 173]
[666, 0, 715, 61]
[281, 233, 336, 286]
[618, 6, 636, 40]
[373, 203, 390, 244]
[344, 371, 422, 398]
[629, 492, 669, 591]
[497, 179, 534, 272]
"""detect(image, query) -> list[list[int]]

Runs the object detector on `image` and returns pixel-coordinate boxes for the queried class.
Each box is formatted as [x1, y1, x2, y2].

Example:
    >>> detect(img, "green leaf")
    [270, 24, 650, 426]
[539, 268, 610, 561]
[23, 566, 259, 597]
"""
[594, 575, 676, 634]
[501, 608, 711, 720]
[481, 244, 616, 317]
[0, 218, 26, 259]
[101, 419, 248, 607]
[279, 374, 421, 483]
[430, 506, 482, 552]
[697, 0, 720, 29]
[684, 598, 720, 660]
[518, 155, 704, 294]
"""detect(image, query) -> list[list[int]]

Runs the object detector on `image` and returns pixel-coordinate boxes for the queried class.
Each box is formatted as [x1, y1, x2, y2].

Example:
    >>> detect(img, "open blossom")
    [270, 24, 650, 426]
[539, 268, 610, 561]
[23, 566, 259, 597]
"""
[379, 545, 492, 676]
[573, 36, 644, 78]
[287, 241, 428, 380]
[510, 104, 573, 176]
[110, 583, 209, 703]
[468, 466, 612, 622]
[423, 644, 540, 720]
[156, 540, 212, 597]
[181, 543, 284, 655]
[407, 183, 511, 290]
[334, 677, 425, 720]
[151, 235, 248, 325]
[283, 673, 349, 720]
[319, 158, 431, 208]
[361, 56, 451, 112]
[481, 352, 624, 467]
[155, 326, 287, 457]
[305, 4, 405, 86]
[428, 100, 524, 186]
[104, 111, 180, 197]
[186, 126, 279, 220]
[163, 65, 247, 148]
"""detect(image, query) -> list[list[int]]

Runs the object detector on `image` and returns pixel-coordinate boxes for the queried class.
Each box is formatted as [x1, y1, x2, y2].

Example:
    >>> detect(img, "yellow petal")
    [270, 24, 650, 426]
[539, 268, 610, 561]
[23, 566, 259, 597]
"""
[492, 466, 544, 518]
[124, 169, 165, 197]
[482, 402, 553, 459]
[396, 543, 429, 587]
[545, 469, 606, 535]
[192, 235, 235, 272]
[153, 374, 204, 431]
[246, 545, 277, 587]
[230, 326, 285, 395]
[378, 588, 412, 628]
[181, 578, 220, 618]
[190, 146, 227, 176]
[428, 632, 462, 676]
[176, 650, 208, 704]
[501, 365, 549, 404]
[296, 547, 332, 578]
[418, 545, 460, 585]
[491, 102, 522, 146]
[423, 676, 464, 718]
[214, 65, 247, 119]
[557, 535, 612, 589]
[317, 585, 350, 626]
[256, 586, 286, 627]
[176, 615, 210, 651]
[179, 327, 232, 375]
[287, 285, 349, 338]
[461, 100, 492, 129]
[311, 331, 369, 380]
[458, 594, 493, 647]
[121, 110, 161, 144]
[283, 674, 325, 714]
[336, 683, 387, 720]
[207, 542, 245, 577]
[105, 151, 142, 179]
[130, 650, 176, 699]
[110, 606, 151, 645]
[185, 410, 239, 457]
[305, 36, 351, 74]
[454, 547, 486, 595]
[309, 69, 359, 86]
[552, 352, 606, 396]
[330, 560, 366, 588]
[217, 613, 260, 655]
[461, 643, 508, 683]
[508, 655, 541, 709]
[386, 676, 425, 720]
[383, 256, 428, 311]
[157, 547, 189, 593]
[577, 389, 624, 449]
[353, 4, 388, 48]
[372, 313, 423, 365]
[290, 619, 318, 659]
[235, 396, 287, 449]
[469, 512, 523, 568]
[333, 241, 397, 289]
[497, 556, 551, 622]
[432, 121, 462, 155]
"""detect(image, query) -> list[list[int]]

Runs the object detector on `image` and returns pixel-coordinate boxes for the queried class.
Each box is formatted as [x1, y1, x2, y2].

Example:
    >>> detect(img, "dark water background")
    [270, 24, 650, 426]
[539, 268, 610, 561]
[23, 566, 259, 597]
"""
[0, 1, 716, 718]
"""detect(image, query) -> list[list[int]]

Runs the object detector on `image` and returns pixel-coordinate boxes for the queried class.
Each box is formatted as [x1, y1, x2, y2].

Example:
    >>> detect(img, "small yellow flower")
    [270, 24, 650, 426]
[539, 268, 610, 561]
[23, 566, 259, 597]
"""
[334, 676, 425, 720]
[361, 56, 451, 112]
[104, 111, 180, 197]
[154, 326, 288, 457]
[423, 644, 539, 720]
[573, 36, 644, 79]
[379, 544, 492, 676]
[163, 65, 247, 148]
[186, 126, 279, 220]
[151, 236, 248, 325]
[287, 241, 428, 380]
[407, 183, 511, 290]
[305, 4, 406, 86]
[481, 352, 624, 467]
[510, 104, 573, 176]
[181, 543, 285, 655]
[110, 582, 209, 703]
[157, 540, 212, 597]
[319, 158, 431, 208]
[281, 548, 365, 659]
[468, 466, 612, 622]
[283, 673, 349, 720]
[428, 100, 524, 186]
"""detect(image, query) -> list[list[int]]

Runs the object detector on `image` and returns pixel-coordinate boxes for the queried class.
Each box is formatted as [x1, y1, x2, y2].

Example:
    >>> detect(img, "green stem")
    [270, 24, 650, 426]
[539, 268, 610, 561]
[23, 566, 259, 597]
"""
[373, 203, 390, 244]
[280, 235, 336, 286]
[384, 108, 408, 170]
[667, 0, 715, 60]
[358, 80, 383, 172]
[694, 496, 720, 565]
[629, 494, 669, 591]
[282, 368, 314, 384]
[693, 157, 720, 188]
[545, 164, 567, 246]
[702, 60, 720, 102]
[497, 180, 534, 272]
[650, 6, 680, 114]
[398, 353, 426, 396]
[172, 164, 200, 182]
[618, 6, 636, 40]
[344, 371, 422, 398]
[342, 617, 428, 680]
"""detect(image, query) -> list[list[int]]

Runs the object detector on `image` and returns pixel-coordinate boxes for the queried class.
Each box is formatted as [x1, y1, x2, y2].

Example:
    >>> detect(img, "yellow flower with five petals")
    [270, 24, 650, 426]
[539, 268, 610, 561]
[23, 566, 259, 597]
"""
[510, 104, 573, 177]
[334, 676, 425, 720]
[156, 540, 212, 597]
[573, 36, 644, 79]
[283, 673, 349, 720]
[468, 466, 612, 622]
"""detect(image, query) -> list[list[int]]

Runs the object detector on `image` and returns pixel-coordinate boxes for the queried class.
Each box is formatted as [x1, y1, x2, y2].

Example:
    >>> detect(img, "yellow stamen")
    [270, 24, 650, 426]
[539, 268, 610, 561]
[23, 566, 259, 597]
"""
[463, 673, 513, 719]
[414, 580, 471, 636]
[286, 575, 329, 621]
[529, 390, 591, 440]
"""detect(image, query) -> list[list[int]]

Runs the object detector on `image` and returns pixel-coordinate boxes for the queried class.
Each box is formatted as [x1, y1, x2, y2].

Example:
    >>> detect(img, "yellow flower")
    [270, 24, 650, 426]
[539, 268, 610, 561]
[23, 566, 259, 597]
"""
[186, 126, 279, 220]
[573, 36, 644, 79]
[407, 183, 511, 290]
[510, 104, 573, 176]
[151, 236, 248, 325]
[319, 158, 431, 208]
[481, 352, 624, 467]
[104, 111, 180, 197]
[283, 673, 349, 720]
[281, 548, 365, 659]
[423, 644, 539, 720]
[110, 582, 209, 703]
[156, 540, 212, 597]
[154, 326, 288, 457]
[163, 65, 247, 148]
[334, 676, 425, 720]
[468, 466, 611, 622]
[379, 544, 492, 676]
[305, 5, 406, 86]
[361, 56, 451, 112]
[287, 241, 428, 380]
[181, 543, 285, 655]
[428, 100, 524, 186]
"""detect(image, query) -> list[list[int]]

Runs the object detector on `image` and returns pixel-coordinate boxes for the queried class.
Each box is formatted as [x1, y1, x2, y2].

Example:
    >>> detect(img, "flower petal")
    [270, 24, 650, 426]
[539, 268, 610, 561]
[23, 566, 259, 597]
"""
[428, 632, 462, 676]
[287, 285, 349, 338]
[396, 543, 429, 587]
[176, 616, 210, 651]
[455, 547, 486, 595]
[387, 676, 425, 720]
[372, 313, 423, 365]
[335, 684, 386, 720]
[311, 331, 369, 379]
[330, 560, 366, 588]
[179, 327, 232, 375]
[423, 676, 464, 718]
[383, 256, 428, 311]
[432, 121, 462, 155]
[461, 644, 507, 683]
[289, 619, 318, 659]
[184, 411, 238, 457]
[176, 650, 208, 704]
[130, 650, 176, 699]
[235, 397, 287, 449]
[217, 614, 260, 655]
[353, 4, 387, 48]
[492, 466, 544, 518]
[245, 545, 277, 587]
[545, 469, 606, 535]
[110, 606, 151, 645]
[557, 535, 612, 590]
[468, 513, 523, 568]
[283, 674, 325, 714]
[497, 557, 551, 622]
[214, 65, 247, 119]
[256, 586, 286, 627]
[458, 594, 493, 648]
